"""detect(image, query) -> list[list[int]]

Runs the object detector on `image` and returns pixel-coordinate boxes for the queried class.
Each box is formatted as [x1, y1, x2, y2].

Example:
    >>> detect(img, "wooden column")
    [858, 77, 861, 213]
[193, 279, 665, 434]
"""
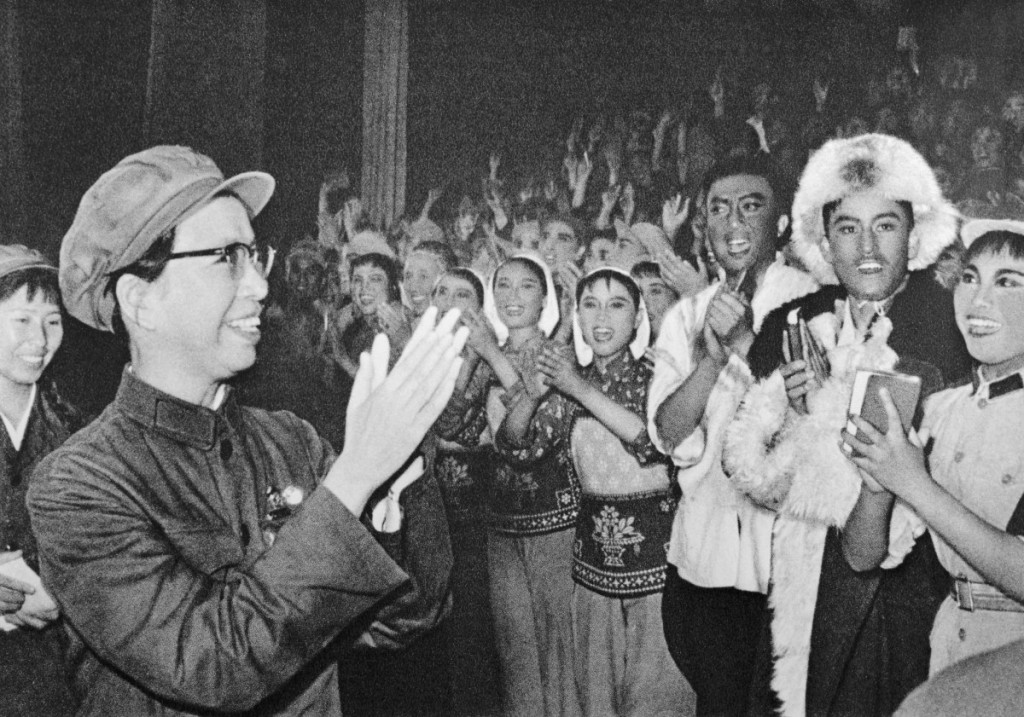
[361, 0, 408, 229]
[0, 0, 25, 245]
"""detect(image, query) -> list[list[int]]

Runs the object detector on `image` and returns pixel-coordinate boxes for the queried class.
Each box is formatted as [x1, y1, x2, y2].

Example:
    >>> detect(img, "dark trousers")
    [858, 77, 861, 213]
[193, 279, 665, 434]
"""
[661, 570, 766, 717]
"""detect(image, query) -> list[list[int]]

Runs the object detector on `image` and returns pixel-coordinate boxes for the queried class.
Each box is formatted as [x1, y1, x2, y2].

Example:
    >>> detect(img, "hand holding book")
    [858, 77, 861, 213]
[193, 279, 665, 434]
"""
[841, 381, 930, 499]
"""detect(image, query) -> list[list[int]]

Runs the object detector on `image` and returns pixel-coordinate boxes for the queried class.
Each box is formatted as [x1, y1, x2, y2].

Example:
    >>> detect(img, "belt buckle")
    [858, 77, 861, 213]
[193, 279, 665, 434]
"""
[955, 577, 975, 612]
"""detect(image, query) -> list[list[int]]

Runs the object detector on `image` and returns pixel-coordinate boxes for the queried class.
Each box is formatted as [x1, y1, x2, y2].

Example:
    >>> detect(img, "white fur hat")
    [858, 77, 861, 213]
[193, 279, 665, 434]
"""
[790, 133, 958, 285]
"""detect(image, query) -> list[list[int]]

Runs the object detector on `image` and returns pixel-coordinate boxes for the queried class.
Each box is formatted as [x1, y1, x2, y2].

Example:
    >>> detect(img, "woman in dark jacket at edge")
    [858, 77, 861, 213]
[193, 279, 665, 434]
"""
[0, 244, 85, 716]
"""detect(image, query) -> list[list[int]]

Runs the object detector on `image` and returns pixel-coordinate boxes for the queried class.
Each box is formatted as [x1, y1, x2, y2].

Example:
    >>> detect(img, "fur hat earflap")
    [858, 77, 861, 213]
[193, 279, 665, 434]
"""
[791, 133, 958, 285]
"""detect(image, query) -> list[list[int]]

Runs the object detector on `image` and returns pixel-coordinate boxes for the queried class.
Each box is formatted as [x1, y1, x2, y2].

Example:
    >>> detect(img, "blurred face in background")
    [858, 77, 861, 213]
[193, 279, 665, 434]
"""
[583, 237, 615, 274]
[351, 263, 391, 318]
[1002, 92, 1024, 132]
[971, 125, 1005, 170]
[286, 254, 325, 304]
[432, 273, 481, 316]
[634, 273, 678, 337]
[403, 252, 444, 317]
[512, 220, 542, 251]
[540, 220, 579, 269]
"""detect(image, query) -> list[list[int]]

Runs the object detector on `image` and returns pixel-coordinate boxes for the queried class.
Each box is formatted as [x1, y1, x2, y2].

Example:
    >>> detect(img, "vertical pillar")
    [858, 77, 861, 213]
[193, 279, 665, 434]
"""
[0, 0, 25, 244]
[144, 0, 267, 175]
[361, 0, 408, 229]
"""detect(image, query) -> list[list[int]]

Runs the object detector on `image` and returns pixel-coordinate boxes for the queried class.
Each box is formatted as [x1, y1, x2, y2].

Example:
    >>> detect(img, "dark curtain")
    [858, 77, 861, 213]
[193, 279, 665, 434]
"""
[145, 0, 267, 176]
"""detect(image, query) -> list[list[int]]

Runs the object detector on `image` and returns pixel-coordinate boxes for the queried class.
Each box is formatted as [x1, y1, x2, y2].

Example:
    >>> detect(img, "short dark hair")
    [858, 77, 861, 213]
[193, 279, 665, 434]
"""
[701, 152, 788, 213]
[629, 260, 663, 282]
[821, 199, 915, 233]
[436, 267, 485, 308]
[407, 240, 457, 273]
[494, 257, 548, 297]
[575, 268, 641, 310]
[105, 228, 177, 343]
[965, 230, 1024, 264]
[350, 252, 401, 303]
[0, 266, 61, 306]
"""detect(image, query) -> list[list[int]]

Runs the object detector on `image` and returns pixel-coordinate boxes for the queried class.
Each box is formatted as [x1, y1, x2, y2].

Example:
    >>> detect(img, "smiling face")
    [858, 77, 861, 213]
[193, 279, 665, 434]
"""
[577, 276, 639, 362]
[540, 220, 578, 268]
[493, 260, 546, 330]
[705, 173, 778, 281]
[0, 284, 63, 394]
[432, 273, 481, 315]
[403, 252, 444, 316]
[146, 197, 268, 385]
[634, 274, 677, 336]
[351, 263, 392, 317]
[955, 247, 1024, 379]
[825, 192, 911, 302]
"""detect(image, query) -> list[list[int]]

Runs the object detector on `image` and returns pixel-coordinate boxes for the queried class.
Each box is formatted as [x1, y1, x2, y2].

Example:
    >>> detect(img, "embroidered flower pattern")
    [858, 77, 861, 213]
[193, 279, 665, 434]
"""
[438, 457, 471, 491]
[592, 505, 645, 567]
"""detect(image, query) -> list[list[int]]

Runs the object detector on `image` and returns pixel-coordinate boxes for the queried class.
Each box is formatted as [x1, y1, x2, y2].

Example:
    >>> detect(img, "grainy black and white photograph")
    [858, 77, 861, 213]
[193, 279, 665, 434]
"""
[2, 0, 1024, 715]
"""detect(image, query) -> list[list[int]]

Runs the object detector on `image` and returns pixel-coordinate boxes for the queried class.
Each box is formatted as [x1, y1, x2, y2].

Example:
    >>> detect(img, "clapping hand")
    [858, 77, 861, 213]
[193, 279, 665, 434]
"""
[328, 307, 468, 515]
[705, 287, 754, 359]
[656, 249, 708, 298]
[537, 345, 586, 398]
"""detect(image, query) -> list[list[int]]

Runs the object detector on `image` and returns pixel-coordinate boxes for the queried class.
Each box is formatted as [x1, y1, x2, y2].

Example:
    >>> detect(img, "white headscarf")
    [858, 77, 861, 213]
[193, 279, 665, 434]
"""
[571, 267, 651, 366]
[483, 254, 560, 346]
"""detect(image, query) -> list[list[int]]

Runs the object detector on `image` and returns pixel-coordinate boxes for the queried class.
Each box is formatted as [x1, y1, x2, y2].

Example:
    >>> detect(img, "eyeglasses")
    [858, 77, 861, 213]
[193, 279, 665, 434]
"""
[166, 242, 276, 280]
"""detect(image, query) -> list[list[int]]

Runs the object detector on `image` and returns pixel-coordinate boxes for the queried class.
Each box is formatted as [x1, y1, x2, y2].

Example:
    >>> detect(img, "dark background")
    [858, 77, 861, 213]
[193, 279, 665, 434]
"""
[12, 0, 1024, 259]
[5, 0, 1023, 410]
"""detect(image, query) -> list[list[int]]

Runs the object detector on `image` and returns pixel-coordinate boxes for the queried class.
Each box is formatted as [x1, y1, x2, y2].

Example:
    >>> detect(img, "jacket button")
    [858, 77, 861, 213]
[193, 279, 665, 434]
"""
[220, 440, 233, 461]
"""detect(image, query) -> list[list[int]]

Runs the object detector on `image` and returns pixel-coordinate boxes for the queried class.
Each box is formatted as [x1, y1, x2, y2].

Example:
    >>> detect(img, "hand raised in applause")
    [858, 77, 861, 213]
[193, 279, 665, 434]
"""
[325, 306, 468, 516]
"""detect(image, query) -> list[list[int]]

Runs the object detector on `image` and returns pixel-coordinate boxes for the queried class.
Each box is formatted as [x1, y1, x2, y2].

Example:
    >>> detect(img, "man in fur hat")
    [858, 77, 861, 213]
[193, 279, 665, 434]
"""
[724, 133, 971, 716]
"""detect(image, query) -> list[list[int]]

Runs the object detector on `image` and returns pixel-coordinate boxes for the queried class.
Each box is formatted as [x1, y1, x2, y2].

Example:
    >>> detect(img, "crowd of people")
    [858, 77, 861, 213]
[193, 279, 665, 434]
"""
[2, 45, 1024, 717]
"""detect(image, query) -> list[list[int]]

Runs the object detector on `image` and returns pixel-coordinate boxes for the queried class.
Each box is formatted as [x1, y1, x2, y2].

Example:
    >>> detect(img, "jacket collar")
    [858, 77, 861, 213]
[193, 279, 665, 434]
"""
[972, 367, 1024, 400]
[587, 348, 635, 382]
[115, 367, 240, 449]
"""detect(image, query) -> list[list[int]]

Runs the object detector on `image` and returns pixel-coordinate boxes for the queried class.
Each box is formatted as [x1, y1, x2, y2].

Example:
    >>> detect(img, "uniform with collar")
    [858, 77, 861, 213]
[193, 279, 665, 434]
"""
[921, 368, 1024, 674]
[28, 368, 452, 716]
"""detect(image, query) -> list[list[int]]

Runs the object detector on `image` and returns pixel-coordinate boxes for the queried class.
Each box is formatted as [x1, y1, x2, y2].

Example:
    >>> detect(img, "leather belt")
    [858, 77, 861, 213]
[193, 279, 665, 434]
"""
[950, 576, 1024, 613]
